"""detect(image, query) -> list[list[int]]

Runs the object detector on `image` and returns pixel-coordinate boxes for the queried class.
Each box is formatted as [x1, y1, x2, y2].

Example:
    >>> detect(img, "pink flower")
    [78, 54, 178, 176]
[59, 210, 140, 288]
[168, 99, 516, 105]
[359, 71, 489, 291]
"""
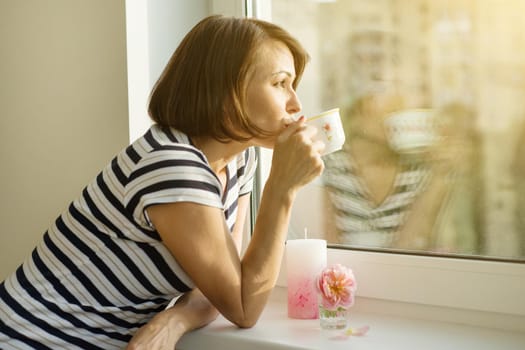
[317, 264, 357, 310]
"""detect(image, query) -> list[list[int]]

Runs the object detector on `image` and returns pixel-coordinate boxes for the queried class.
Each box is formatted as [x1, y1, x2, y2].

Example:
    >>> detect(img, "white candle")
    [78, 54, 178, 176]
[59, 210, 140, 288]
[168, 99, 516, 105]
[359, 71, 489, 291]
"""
[286, 239, 327, 319]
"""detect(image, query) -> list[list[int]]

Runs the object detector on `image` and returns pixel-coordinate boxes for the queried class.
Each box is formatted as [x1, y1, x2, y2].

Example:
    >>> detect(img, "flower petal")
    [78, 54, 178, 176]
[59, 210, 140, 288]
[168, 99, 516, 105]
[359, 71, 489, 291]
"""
[345, 325, 370, 337]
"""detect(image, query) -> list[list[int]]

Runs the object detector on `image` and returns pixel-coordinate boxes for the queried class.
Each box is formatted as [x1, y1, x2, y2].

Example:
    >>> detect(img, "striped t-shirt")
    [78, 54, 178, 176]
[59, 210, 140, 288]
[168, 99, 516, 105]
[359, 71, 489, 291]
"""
[0, 124, 257, 349]
[323, 150, 429, 248]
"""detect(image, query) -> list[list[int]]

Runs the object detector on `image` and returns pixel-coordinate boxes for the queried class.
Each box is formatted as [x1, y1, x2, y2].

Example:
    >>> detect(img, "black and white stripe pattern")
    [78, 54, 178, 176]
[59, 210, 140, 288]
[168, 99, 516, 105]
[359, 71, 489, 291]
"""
[0, 124, 256, 349]
[323, 150, 429, 247]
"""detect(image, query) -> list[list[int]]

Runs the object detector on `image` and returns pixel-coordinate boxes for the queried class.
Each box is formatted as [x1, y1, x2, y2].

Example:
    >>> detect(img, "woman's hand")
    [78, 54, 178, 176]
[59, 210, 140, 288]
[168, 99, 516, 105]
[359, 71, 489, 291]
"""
[126, 306, 185, 350]
[126, 290, 218, 350]
[269, 117, 325, 194]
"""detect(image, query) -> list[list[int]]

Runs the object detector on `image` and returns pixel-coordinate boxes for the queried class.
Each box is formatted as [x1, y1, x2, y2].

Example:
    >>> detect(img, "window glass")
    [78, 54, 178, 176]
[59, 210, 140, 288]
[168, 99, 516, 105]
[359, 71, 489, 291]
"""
[271, 0, 525, 261]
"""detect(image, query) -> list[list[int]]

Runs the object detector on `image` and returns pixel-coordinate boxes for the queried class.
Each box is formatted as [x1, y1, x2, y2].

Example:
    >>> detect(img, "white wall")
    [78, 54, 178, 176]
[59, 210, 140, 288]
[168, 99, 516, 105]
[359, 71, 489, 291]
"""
[0, 0, 211, 280]
[0, 0, 129, 280]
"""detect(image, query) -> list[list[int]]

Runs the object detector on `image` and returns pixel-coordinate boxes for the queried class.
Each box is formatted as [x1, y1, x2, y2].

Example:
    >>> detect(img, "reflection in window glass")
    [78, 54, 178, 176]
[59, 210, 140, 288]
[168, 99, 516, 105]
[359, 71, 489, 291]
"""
[272, 0, 525, 261]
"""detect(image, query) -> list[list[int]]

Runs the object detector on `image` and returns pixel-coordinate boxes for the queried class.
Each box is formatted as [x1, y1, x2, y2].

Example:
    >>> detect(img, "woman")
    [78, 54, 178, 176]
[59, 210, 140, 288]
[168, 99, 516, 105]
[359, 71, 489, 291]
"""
[0, 15, 324, 349]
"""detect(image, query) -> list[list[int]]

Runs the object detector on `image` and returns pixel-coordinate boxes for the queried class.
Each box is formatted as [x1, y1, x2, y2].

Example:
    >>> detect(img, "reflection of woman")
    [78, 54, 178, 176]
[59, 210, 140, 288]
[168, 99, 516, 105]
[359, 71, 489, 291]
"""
[323, 93, 428, 249]
[323, 93, 455, 250]
[0, 16, 324, 349]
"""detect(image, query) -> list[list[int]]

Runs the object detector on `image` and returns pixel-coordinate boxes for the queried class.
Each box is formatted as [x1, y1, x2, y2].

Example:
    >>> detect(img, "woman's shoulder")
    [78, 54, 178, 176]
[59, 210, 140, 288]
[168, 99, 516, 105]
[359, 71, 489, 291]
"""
[324, 149, 354, 172]
[237, 146, 256, 165]
[135, 125, 207, 162]
[232, 146, 257, 179]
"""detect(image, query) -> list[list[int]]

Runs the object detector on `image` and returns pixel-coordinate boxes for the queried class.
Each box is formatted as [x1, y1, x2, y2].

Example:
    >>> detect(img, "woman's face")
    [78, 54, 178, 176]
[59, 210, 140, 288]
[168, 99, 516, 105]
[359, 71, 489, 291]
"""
[244, 40, 302, 148]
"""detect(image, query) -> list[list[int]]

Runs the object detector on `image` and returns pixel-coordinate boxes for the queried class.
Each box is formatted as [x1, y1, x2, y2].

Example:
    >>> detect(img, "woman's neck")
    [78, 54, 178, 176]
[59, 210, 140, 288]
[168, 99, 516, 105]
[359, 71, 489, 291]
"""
[191, 136, 246, 174]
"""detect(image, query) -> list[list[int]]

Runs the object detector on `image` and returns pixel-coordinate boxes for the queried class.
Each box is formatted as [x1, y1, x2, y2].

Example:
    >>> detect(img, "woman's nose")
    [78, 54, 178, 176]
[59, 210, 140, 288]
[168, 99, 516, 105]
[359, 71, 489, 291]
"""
[287, 90, 302, 115]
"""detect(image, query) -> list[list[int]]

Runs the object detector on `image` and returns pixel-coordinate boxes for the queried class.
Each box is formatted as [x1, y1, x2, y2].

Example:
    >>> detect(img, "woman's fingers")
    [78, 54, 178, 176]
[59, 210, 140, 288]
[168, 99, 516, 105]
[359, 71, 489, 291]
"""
[270, 117, 325, 191]
[277, 116, 307, 143]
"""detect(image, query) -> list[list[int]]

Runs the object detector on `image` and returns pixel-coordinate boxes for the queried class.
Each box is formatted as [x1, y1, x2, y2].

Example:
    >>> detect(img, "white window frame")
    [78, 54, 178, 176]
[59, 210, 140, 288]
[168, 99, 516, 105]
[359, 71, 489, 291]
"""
[211, 0, 525, 329]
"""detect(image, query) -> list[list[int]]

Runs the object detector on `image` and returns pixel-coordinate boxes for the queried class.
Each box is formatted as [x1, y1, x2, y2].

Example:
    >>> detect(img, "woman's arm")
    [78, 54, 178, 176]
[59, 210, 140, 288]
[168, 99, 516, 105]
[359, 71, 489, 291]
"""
[126, 289, 219, 350]
[394, 139, 462, 250]
[394, 169, 451, 249]
[127, 196, 251, 349]
[231, 194, 250, 255]
[147, 120, 324, 329]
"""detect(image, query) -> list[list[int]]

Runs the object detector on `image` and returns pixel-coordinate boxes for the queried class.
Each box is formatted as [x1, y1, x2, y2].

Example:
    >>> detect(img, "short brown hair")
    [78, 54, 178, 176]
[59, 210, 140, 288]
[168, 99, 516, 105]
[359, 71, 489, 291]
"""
[148, 15, 309, 142]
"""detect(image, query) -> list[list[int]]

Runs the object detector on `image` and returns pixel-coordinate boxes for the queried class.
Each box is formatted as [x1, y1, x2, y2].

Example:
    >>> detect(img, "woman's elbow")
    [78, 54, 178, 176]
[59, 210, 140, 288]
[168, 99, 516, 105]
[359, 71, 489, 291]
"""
[229, 312, 260, 329]
[233, 318, 258, 329]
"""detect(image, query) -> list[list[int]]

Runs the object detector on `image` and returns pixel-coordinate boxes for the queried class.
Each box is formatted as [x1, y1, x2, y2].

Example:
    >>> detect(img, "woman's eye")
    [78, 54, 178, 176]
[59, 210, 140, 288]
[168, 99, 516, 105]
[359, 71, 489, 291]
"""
[274, 80, 286, 88]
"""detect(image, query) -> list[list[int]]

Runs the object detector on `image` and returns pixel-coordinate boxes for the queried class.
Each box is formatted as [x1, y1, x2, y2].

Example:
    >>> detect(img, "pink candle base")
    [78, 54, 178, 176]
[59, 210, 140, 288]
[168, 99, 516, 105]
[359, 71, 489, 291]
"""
[285, 238, 326, 319]
[287, 277, 319, 319]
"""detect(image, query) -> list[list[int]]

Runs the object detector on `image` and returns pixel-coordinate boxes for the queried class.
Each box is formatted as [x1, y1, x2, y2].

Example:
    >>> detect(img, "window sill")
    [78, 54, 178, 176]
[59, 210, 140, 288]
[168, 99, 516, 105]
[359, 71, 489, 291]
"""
[176, 287, 525, 350]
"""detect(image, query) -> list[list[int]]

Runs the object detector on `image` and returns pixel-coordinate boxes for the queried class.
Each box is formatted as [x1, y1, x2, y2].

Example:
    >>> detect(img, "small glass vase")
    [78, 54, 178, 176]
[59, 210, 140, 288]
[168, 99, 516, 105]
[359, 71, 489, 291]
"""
[318, 305, 348, 330]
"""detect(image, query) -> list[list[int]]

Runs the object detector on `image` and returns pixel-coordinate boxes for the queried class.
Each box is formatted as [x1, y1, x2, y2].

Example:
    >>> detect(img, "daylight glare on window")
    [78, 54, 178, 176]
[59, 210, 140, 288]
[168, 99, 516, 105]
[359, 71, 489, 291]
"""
[271, 0, 525, 261]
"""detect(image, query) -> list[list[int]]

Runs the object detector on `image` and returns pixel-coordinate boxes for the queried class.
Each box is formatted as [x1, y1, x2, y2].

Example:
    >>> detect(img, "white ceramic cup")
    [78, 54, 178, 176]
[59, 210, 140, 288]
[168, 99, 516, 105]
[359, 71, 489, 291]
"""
[306, 108, 346, 155]
[384, 108, 437, 154]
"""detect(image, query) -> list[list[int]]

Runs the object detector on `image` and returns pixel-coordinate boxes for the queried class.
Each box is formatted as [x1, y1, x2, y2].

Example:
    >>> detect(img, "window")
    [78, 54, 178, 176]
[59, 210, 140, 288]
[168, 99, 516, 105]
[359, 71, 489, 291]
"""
[269, 0, 525, 262]
[239, 0, 525, 321]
